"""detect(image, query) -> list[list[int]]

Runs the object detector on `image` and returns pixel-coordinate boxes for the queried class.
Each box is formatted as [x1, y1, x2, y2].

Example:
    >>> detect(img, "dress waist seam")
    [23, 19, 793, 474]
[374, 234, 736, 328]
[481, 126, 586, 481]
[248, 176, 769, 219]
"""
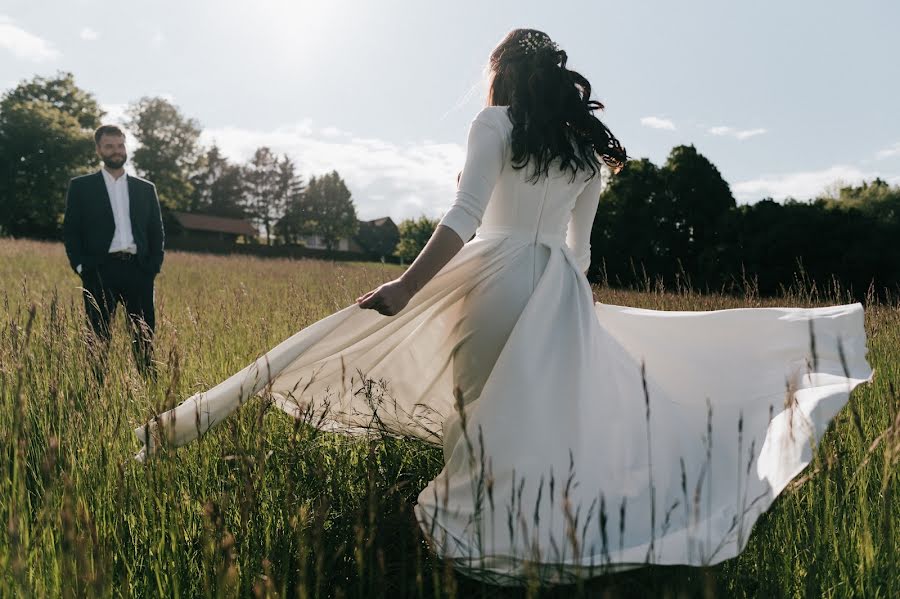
[474, 225, 566, 247]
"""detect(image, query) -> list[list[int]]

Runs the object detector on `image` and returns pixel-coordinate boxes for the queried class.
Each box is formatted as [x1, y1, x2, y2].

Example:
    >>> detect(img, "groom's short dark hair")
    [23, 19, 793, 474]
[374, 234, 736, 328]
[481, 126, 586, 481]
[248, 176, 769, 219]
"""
[94, 124, 126, 145]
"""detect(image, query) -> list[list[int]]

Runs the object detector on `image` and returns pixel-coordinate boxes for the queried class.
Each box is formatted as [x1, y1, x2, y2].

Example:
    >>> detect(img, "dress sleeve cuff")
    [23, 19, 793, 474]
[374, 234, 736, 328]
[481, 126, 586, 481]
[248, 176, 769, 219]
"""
[438, 205, 480, 243]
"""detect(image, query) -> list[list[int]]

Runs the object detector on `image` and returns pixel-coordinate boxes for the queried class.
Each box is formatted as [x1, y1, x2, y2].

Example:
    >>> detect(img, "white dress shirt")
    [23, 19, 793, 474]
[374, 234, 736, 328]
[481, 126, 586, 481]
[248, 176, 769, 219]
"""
[102, 168, 137, 254]
[78, 169, 137, 274]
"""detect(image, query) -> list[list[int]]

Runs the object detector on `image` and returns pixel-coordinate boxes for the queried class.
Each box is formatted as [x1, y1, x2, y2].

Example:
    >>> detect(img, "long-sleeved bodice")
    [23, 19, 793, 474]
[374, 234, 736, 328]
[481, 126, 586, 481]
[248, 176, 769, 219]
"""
[438, 106, 607, 272]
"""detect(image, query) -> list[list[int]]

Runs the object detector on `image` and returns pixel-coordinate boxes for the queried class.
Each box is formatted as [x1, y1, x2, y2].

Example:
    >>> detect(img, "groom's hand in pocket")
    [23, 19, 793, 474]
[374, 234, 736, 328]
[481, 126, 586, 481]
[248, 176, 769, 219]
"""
[356, 279, 412, 316]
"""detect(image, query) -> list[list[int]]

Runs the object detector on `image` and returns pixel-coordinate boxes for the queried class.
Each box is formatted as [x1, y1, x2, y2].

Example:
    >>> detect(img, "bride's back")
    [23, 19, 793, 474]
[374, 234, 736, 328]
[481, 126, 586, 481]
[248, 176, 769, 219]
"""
[439, 105, 608, 277]
[475, 106, 599, 242]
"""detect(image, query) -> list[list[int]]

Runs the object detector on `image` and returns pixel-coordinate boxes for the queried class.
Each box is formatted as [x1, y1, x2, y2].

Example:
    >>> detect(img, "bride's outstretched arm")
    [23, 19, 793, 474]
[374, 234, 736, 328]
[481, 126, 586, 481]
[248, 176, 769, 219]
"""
[398, 225, 465, 294]
[357, 108, 505, 316]
[355, 225, 464, 315]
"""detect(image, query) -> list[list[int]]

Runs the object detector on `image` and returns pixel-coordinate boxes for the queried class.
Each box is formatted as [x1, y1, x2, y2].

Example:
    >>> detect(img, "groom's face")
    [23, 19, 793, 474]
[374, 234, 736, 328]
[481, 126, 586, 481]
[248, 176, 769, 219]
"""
[96, 133, 128, 169]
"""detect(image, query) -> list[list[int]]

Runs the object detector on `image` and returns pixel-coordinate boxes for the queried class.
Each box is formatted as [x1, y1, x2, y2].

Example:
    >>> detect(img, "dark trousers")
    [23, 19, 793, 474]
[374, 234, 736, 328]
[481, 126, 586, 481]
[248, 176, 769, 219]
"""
[80, 255, 157, 380]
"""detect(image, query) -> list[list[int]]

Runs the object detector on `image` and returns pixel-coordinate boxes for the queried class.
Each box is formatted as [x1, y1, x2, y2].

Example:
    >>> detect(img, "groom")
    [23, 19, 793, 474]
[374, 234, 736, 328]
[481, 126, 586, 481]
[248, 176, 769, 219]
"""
[63, 125, 165, 379]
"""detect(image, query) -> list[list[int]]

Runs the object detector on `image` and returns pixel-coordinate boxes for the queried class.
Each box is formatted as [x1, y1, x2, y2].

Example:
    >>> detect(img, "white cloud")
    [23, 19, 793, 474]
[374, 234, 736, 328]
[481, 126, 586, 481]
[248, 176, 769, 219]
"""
[732, 165, 900, 203]
[201, 121, 466, 221]
[80, 27, 99, 41]
[640, 116, 676, 131]
[0, 15, 59, 62]
[319, 126, 350, 138]
[709, 125, 767, 140]
[876, 142, 900, 160]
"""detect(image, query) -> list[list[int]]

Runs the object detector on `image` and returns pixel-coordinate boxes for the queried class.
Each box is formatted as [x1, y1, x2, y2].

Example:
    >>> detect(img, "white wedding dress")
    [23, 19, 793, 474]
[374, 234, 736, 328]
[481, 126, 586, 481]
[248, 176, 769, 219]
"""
[134, 106, 873, 584]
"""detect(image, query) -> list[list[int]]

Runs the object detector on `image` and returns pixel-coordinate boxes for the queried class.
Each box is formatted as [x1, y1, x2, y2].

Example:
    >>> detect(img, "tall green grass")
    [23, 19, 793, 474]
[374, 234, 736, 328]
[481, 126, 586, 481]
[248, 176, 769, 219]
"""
[0, 238, 896, 598]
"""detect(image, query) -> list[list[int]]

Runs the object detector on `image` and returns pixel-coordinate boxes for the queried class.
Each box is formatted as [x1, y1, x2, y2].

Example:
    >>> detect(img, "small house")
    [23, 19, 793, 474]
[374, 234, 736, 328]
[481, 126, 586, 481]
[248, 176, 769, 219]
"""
[168, 211, 258, 251]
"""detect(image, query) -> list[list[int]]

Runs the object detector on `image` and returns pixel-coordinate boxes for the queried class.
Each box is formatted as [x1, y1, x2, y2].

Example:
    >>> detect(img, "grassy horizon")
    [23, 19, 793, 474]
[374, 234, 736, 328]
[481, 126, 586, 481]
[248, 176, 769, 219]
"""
[0, 237, 897, 598]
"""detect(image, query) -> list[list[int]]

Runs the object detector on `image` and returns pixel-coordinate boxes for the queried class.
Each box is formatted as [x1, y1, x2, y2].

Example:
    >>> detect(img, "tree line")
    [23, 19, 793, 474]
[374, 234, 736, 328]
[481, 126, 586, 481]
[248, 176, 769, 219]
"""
[0, 73, 358, 250]
[1, 72, 898, 298]
[592, 148, 900, 299]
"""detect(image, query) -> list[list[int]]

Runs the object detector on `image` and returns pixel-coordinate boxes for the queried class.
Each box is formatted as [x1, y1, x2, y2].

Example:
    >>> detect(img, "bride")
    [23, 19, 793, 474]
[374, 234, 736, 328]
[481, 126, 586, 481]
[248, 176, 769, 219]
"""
[134, 29, 873, 584]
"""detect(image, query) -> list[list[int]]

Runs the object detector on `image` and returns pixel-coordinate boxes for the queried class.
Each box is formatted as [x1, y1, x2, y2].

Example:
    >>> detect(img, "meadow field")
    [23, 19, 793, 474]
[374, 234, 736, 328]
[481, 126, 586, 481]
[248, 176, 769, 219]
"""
[0, 237, 897, 598]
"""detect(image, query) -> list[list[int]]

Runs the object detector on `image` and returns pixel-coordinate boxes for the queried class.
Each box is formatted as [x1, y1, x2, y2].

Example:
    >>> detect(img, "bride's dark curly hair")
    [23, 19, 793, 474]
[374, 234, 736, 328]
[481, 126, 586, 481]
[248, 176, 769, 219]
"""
[487, 29, 628, 183]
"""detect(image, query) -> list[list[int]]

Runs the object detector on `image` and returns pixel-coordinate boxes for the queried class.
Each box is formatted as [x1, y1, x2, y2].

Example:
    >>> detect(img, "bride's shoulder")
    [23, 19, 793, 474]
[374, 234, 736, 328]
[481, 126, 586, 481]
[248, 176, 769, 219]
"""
[472, 105, 512, 132]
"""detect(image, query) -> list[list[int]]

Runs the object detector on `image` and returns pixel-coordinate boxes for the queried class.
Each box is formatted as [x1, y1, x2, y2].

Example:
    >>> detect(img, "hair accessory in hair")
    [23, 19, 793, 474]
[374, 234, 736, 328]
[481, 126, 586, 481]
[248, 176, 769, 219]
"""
[518, 31, 559, 55]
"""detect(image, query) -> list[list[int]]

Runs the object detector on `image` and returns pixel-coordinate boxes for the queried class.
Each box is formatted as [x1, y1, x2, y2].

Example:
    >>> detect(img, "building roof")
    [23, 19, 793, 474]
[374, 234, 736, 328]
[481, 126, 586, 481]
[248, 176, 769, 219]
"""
[365, 217, 394, 227]
[171, 212, 258, 237]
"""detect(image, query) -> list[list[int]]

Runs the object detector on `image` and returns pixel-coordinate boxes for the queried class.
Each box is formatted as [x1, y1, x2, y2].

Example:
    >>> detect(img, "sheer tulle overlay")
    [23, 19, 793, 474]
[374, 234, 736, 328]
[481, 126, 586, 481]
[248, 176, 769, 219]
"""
[134, 106, 872, 584]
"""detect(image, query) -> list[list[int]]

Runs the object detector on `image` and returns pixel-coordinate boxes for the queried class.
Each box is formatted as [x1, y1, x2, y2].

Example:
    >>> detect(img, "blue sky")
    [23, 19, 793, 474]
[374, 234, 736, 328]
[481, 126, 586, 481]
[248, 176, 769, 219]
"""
[2, 0, 898, 221]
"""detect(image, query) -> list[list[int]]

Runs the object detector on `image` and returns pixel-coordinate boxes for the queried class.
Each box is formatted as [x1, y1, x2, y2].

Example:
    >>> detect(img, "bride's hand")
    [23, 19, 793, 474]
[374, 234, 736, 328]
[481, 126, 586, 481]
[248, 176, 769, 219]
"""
[356, 279, 413, 316]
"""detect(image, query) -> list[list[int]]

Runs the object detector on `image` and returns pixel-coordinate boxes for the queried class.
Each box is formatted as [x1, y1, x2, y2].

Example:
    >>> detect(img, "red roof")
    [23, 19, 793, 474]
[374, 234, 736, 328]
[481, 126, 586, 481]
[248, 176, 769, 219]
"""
[171, 212, 258, 237]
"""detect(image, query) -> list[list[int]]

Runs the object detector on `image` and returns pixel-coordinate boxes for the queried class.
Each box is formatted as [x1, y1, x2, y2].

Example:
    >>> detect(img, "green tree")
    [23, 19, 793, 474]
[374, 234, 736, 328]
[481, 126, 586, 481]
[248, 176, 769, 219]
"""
[272, 157, 306, 245]
[728, 197, 900, 298]
[126, 96, 202, 211]
[591, 159, 678, 284]
[297, 171, 358, 251]
[1, 71, 101, 130]
[189, 145, 246, 218]
[819, 178, 900, 224]
[662, 144, 736, 282]
[243, 147, 287, 245]
[395, 215, 438, 262]
[0, 72, 102, 238]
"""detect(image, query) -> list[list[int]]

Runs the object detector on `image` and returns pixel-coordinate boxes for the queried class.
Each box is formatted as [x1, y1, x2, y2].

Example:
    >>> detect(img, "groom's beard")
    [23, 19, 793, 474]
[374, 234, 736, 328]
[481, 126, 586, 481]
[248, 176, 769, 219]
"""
[102, 153, 127, 169]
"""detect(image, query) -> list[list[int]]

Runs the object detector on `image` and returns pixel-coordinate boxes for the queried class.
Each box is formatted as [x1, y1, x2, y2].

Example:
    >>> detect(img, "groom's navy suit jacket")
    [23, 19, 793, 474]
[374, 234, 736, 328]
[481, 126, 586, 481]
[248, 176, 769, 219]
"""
[63, 171, 165, 276]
